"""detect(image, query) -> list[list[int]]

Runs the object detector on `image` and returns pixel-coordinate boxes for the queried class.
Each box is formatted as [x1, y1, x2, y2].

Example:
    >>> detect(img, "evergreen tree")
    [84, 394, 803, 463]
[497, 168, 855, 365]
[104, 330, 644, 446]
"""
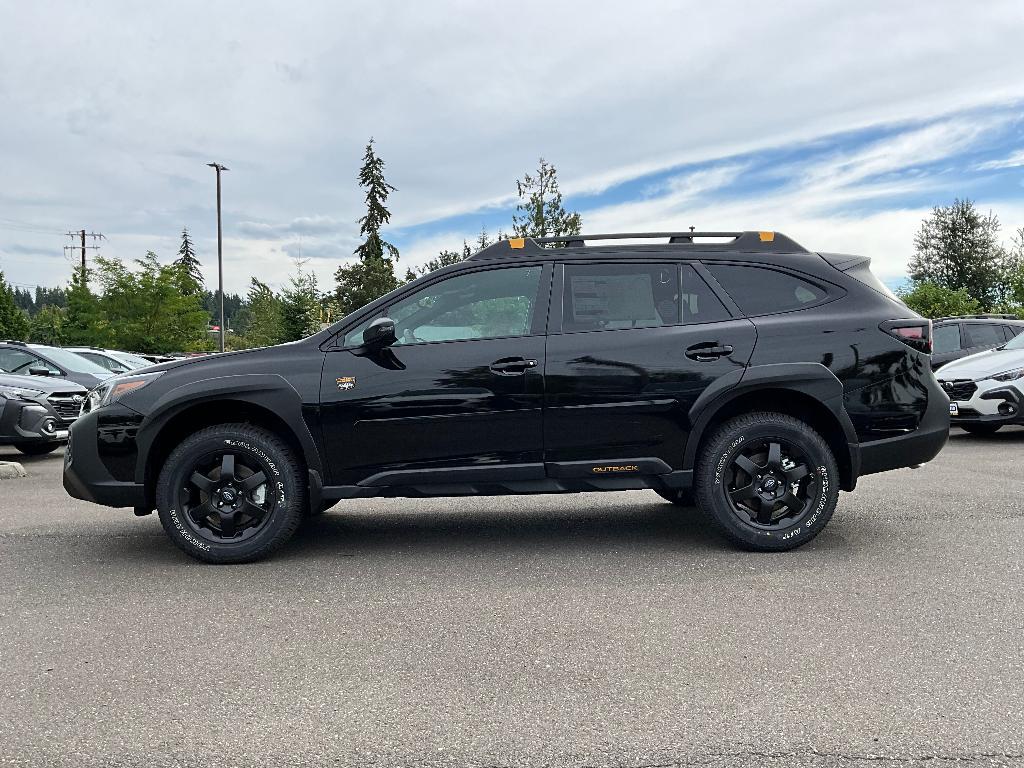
[909, 199, 1010, 310]
[175, 227, 204, 295]
[236, 278, 284, 348]
[512, 158, 582, 240]
[63, 269, 101, 346]
[281, 262, 323, 341]
[334, 139, 400, 315]
[0, 271, 30, 341]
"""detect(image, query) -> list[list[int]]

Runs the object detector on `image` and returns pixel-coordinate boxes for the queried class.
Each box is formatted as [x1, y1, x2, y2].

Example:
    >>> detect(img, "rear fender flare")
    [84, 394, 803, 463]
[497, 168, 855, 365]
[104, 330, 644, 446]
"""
[684, 362, 858, 474]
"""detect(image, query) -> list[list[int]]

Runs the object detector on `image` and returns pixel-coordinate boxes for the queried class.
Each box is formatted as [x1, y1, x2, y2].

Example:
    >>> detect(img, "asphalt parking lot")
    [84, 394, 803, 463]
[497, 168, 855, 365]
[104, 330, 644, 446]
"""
[1, 431, 1022, 768]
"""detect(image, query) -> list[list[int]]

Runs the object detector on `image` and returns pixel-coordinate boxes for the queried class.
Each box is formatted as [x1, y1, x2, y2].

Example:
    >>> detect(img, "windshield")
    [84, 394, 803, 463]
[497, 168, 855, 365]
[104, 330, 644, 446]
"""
[110, 351, 155, 369]
[39, 347, 114, 375]
[1003, 331, 1024, 350]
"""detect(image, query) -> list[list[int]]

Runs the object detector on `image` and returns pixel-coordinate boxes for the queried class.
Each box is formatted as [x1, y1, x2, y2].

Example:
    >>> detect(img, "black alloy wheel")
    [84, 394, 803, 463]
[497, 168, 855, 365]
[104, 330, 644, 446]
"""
[724, 438, 814, 529]
[179, 451, 274, 543]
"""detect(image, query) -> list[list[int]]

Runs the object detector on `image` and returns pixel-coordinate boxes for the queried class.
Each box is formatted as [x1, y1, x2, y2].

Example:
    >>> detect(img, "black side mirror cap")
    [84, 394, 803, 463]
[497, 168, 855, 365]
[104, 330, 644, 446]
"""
[28, 367, 53, 377]
[361, 317, 397, 350]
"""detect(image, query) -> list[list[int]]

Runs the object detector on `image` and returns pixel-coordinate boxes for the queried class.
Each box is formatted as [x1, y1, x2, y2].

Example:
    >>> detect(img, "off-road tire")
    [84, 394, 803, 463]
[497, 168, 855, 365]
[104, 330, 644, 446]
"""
[654, 488, 695, 507]
[961, 423, 1002, 436]
[695, 412, 839, 552]
[15, 442, 61, 456]
[156, 424, 306, 564]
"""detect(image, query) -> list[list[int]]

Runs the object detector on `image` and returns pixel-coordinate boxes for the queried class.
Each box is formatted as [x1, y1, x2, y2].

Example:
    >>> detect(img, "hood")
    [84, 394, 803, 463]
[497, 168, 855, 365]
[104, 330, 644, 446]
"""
[935, 346, 1024, 381]
[0, 372, 88, 395]
[137, 341, 307, 375]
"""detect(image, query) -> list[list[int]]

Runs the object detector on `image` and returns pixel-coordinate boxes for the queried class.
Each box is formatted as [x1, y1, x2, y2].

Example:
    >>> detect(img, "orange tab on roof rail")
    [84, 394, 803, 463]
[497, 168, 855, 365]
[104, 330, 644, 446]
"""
[508, 238, 526, 249]
[759, 231, 775, 242]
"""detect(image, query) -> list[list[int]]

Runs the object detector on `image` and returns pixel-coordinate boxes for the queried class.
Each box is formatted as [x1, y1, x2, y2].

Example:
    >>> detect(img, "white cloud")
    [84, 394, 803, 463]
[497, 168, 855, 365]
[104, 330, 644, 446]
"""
[976, 148, 1024, 170]
[2, 0, 1024, 292]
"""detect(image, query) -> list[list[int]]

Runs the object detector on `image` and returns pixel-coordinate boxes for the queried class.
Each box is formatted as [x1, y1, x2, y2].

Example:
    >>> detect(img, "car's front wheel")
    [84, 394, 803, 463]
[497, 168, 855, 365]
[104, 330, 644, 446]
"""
[695, 412, 839, 551]
[155, 424, 306, 564]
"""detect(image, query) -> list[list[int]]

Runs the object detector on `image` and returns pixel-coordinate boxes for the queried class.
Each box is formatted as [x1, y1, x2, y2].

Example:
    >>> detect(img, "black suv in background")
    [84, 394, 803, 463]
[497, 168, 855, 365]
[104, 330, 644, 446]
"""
[64, 231, 949, 563]
[1, 372, 86, 455]
[930, 315, 1024, 370]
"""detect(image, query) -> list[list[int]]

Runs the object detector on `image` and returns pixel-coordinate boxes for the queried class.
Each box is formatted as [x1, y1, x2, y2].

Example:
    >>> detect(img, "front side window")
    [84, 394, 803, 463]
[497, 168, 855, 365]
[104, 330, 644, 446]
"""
[562, 263, 679, 333]
[344, 266, 543, 347]
[0, 348, 54, 375]
[707, 264, 828, 316]
[932, 323, 962, 354]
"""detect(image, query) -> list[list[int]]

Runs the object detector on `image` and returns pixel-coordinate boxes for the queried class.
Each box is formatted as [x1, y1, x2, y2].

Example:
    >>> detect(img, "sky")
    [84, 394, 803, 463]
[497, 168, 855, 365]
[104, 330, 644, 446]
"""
[1, 0, 1024, 297]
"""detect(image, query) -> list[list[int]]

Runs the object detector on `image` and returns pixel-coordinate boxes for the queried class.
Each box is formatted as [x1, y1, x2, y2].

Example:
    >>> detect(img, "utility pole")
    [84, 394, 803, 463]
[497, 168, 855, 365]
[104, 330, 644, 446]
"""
[64, 230, 104, 284]
[207, 163, 229, 353]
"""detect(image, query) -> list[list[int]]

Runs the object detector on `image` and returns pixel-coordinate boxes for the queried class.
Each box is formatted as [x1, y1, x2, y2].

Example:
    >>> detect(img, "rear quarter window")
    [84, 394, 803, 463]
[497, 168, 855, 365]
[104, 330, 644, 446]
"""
[706, 264, 829, 316]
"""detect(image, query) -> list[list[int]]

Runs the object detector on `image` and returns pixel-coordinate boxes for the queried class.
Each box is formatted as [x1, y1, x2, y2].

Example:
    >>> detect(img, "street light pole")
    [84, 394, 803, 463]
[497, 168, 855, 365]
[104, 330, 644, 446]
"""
[207, 162, 229, 353]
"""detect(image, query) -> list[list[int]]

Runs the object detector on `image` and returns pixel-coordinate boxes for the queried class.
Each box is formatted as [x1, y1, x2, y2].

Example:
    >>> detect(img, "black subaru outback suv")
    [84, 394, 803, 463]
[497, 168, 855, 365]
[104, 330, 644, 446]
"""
[64, 231, 949, 563]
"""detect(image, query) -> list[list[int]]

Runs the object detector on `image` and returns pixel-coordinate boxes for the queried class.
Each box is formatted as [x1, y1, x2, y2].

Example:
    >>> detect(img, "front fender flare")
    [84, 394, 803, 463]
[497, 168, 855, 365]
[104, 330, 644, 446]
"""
[134, 373, 323, 484]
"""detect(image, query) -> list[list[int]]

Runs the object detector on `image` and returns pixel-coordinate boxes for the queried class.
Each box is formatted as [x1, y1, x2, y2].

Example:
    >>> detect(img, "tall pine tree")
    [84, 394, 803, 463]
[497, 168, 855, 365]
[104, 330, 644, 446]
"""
[0, 271, 30, 341]
[512, 158, 582, 240]
[175, 227, 204, 295]
[334, 139, 400, 316]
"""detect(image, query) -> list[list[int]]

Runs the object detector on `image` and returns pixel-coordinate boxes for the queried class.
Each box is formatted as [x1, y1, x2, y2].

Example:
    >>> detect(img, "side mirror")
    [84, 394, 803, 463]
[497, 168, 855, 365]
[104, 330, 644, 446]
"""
[28, 367, 53, 377]
[362, 317, 397, 349]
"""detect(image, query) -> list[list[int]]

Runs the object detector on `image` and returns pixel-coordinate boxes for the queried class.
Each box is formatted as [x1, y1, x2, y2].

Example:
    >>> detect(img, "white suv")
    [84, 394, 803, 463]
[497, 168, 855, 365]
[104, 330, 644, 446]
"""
[936, 331, 1024, 435]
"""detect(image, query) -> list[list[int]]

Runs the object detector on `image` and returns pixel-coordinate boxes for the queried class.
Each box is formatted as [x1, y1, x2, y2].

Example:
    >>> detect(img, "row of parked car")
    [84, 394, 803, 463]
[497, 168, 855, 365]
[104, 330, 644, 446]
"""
[0, 341, 189, 455]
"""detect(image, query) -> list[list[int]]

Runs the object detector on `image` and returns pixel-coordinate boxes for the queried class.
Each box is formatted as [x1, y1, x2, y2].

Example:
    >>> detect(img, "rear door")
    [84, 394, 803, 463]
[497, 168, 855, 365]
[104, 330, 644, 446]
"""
[543, 260, 755, 476]
[963, 322, 1007, 356]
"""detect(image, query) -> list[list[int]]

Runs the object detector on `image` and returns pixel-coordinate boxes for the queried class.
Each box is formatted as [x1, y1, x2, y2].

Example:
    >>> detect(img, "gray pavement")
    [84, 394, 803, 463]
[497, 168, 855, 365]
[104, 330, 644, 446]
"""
[1, 430, 1022, 767]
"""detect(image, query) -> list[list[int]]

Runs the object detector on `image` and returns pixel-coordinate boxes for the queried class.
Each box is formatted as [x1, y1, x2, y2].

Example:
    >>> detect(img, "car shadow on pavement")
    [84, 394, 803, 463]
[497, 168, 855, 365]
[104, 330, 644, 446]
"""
[948, 425, 1024, 443]
[279, 498, 731, 561]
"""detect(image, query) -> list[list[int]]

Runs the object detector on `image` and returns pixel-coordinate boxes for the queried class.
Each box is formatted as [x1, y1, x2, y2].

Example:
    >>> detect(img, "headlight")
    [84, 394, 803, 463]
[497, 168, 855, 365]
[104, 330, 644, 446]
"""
[85, 371, 164, 411]
[990, 368, 1024, 382]
[0, 386, 44, 401]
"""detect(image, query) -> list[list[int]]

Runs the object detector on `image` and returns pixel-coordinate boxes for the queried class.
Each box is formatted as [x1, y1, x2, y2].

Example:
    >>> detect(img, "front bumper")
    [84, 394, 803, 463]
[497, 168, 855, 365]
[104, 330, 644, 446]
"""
[0, 397, 70, 445]
[944, 378, 1024, 427]
[63, 406, 146, 508]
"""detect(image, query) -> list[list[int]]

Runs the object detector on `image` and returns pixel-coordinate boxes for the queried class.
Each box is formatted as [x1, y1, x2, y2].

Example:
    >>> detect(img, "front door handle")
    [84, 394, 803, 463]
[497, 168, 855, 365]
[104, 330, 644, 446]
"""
[489, 357, 539, 375]
[685, 342, 734, 362]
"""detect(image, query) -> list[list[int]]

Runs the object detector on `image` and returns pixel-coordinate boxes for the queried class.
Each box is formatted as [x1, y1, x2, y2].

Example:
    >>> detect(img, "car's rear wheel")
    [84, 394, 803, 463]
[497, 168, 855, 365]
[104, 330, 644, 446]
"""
[15, 442, 61, 456]
[155, 424, 306, 564]
[695, 412, 839, 551]
[654, 488, 695, 507]
[960, 423, 1002, 436]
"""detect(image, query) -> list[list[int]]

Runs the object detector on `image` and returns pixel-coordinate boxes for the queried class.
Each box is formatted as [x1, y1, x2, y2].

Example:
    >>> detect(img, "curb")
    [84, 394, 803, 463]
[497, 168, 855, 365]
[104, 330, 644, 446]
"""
[0, 461, 27, 480]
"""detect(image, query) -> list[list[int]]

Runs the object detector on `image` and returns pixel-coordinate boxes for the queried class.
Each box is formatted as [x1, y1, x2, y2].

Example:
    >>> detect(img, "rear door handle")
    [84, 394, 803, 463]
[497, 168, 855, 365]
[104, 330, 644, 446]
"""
[489, 357, 539, 375]
[685, 343, 734, 362]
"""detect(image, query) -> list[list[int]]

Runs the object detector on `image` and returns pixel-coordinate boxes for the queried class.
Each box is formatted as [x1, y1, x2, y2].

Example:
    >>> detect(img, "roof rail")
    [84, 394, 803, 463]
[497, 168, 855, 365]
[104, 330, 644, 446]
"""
[935, 313, 1021, 321]
[1, 339, 28, 346]
[467, 231, 808, 260]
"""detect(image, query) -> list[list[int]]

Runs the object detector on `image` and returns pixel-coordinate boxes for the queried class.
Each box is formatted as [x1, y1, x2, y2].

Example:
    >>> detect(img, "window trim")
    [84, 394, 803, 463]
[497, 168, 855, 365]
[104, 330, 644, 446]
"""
[331, 262, 553, 351]
[701, 260, 843, 317]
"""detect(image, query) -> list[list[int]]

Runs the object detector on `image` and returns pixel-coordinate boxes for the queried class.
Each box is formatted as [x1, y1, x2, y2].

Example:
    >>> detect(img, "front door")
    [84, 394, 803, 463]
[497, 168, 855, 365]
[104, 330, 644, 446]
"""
[544, 261, 755, 475]
[320, 263, 551, 487]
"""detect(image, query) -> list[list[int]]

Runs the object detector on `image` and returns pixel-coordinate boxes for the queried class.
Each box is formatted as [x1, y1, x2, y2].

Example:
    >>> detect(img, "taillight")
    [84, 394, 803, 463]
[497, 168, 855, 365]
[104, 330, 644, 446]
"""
[880, 319, 932, 354]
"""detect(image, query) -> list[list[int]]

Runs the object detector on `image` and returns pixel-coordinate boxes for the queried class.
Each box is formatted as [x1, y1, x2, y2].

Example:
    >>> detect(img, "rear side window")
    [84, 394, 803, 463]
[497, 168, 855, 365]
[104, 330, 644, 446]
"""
[965, 323, 1006, 348]
[562, 263, 679, 332]
[932, 323, 962, 354]
[706, 264, 827, 316]
[680, 265, 730, 324]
